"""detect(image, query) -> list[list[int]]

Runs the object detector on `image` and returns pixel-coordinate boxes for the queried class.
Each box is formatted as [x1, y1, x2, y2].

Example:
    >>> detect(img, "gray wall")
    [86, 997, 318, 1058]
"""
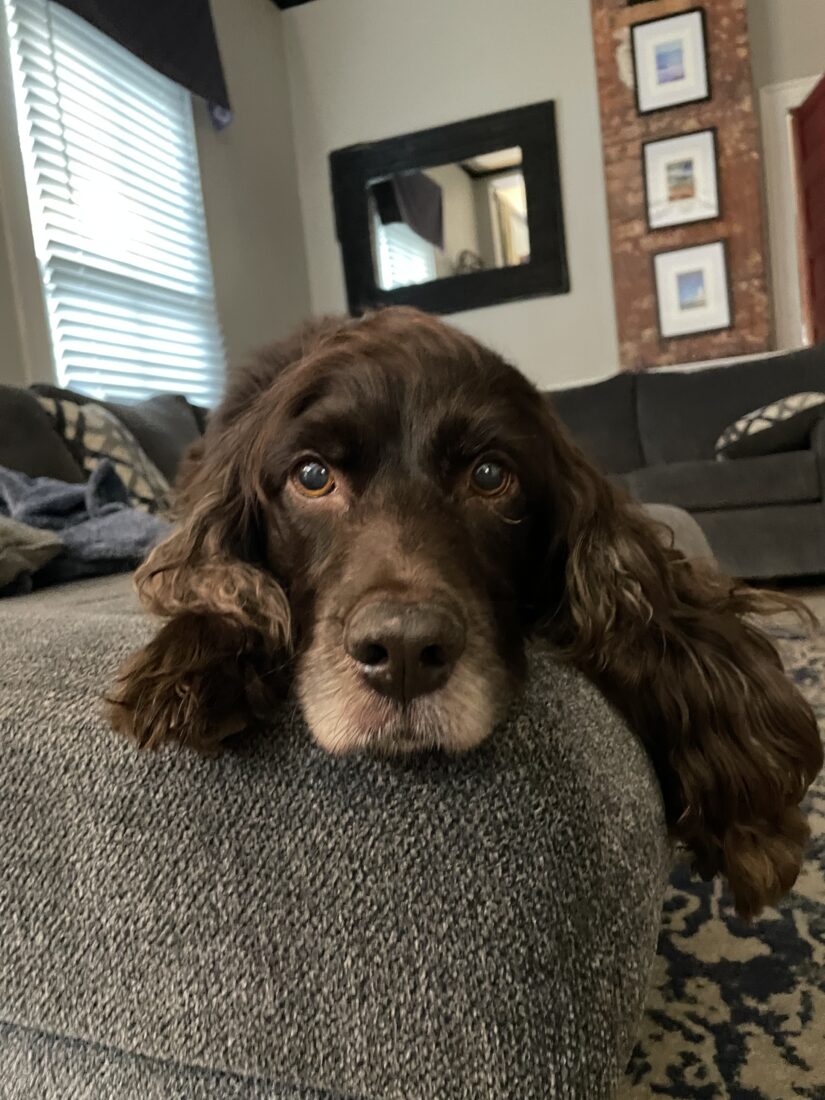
[0, 191, 26, 387]
[283, 0, 620, 389]
[195, 0, 310, 368]
[748, 0, 825, 89]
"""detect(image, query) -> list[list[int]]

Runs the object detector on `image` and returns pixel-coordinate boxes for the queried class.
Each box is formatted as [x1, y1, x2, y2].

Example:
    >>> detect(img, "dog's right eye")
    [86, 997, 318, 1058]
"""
[294, 459, 335, 497]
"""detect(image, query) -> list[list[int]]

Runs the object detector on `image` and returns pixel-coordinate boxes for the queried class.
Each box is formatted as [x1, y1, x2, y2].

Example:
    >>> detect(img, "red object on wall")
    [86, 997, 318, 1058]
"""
[793, 74, 825, 345]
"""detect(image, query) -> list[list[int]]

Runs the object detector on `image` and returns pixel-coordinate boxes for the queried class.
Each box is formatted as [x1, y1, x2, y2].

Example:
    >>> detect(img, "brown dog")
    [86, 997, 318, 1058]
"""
[108, 307, 822, 919]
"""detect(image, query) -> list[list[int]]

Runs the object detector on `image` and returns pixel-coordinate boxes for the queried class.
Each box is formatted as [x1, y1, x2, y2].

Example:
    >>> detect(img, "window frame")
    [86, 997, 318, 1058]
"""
[0, 0, 224, 402]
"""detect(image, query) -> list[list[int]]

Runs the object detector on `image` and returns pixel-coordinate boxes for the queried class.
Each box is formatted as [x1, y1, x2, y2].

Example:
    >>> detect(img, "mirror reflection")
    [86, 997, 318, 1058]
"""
[367, 147, 529, 291]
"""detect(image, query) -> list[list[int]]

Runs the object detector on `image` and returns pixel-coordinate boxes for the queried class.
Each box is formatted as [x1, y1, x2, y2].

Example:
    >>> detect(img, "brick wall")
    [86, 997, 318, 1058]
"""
[591, 0, 771, 368]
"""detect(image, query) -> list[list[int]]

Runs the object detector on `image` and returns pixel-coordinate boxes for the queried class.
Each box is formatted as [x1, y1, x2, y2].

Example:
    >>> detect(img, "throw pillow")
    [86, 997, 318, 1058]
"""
[37, 397, 169, 512]
[0, 516, 64, 594]
[715, 391, 825, 460]
[31, 386, 202, 482]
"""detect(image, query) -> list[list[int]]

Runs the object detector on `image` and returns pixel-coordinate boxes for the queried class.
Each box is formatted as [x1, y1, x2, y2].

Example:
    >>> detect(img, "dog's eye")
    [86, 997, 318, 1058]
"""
[470, 458, 511, 497]
[294, 459, 335, 497]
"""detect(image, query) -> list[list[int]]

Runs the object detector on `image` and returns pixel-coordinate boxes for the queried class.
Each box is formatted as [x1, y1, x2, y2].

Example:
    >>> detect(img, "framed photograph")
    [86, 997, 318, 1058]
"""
[654, 241, 731, 338]
[631, 9, 710, 115]
[643, 129, 719, 230]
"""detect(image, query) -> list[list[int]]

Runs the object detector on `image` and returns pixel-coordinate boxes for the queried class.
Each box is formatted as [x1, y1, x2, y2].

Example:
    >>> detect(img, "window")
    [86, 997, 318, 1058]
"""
[2, 0, 225, 404]
[374, 216, 437, 290]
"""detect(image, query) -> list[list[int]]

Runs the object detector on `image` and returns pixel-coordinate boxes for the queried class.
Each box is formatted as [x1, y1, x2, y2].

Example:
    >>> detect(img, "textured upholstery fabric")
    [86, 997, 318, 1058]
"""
[623, 450, 821, 512]
[0, 385, 84, 483]
[635, 343, 825, 466]
[36, 396, 170, 512]
[0, 516, 63, 592]
[0, 1023, 340, 1100]
[0, 577, 669, 1100]
[548, 345, 825, 579]
[548, 374, 644, 475]
[32, 386, 203, 483]
[694, 503, 825, 580]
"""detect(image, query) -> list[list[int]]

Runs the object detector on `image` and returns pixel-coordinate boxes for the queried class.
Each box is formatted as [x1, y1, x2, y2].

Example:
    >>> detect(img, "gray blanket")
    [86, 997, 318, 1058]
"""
[0, 462, 167, 590]
[0, 577, 669, 1100]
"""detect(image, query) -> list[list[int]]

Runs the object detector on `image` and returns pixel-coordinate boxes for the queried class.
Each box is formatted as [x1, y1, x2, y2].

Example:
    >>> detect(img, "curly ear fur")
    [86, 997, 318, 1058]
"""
[540, 426, 823, 920]
[107, 423, 291, 752]
[106, 611, 284, 751]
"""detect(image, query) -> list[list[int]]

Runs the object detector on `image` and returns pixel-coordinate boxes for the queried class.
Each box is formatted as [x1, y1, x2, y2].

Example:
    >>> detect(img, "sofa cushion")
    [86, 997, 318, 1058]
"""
[548, 373, 644, 475]
[0, 516, 64, 594]
[36, 396, 169, 512]
[715, 391, 825, 459]
[622, 450, 821, 512]
[0, 386, 85, 482]
[636, 343, 825, 465]
[693, 503, 825, 580]
[32, 386, 202, 482]
[0, 580, 668, 1100]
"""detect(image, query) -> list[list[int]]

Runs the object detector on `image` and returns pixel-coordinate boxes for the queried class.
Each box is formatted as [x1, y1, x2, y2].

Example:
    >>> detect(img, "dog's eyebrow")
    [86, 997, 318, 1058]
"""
[428, 408, 516, 463]
[289, 411, 375, 469]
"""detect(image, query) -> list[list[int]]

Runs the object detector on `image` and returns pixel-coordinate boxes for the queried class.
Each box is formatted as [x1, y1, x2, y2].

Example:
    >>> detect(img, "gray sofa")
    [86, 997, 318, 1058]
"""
[550, 343, 825, 580]
[0, 575, 670, 1099]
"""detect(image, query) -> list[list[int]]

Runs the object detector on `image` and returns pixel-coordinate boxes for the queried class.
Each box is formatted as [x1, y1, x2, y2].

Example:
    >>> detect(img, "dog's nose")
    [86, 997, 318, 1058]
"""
[345, 600, 466, 703]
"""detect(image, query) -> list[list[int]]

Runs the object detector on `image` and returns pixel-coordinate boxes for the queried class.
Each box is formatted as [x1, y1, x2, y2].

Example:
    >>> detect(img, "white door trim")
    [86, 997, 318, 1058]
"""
[760, 75, 821, 350]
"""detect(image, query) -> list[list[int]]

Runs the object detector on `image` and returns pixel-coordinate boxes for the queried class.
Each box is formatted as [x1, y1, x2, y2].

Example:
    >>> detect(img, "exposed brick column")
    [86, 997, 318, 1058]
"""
[591, 0, 771, 368]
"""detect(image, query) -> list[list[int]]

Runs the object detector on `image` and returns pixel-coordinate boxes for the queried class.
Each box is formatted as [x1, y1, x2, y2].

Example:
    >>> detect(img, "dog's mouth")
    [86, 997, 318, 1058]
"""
[341, 688, 453, 754]
[296, 645, 511, 757]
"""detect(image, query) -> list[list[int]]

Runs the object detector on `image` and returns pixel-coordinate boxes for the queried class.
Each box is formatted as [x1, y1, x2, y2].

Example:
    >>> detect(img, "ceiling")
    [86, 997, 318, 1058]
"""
[462, 147, 523, 175]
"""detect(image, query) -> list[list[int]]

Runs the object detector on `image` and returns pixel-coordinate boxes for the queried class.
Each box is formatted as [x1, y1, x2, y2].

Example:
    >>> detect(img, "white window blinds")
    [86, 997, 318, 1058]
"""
[3, 0, 225, 404]
[374, 217, 437, 290]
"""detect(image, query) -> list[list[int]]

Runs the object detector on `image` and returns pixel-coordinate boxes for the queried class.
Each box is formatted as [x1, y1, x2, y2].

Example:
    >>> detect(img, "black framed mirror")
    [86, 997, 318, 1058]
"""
[329, 102, 569, 316]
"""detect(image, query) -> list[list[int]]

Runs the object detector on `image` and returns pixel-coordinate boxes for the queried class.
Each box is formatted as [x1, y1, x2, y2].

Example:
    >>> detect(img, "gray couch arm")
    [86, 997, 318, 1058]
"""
[643, 503, 716, 564]
[0, 579, 669, 1100]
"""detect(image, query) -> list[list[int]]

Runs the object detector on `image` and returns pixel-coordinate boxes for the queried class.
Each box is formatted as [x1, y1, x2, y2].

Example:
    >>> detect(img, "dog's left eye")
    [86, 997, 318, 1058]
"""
[470, 458, 511, 496]
[294, 459, 335, 497]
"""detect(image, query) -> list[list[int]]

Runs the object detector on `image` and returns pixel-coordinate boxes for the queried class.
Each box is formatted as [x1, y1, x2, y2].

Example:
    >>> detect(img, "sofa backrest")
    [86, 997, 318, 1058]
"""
[0, 385, 84, 482]
[635, 342, 825, 465]
[547, 373, 644, 475]
[31, 385, 203, 482]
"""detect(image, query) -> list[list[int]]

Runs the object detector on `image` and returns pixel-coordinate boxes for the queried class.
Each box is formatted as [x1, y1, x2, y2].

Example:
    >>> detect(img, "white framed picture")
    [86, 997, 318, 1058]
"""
[632, 9, 710, 115]
[643, 129, 720, 230]
[654, 241, 731, 338]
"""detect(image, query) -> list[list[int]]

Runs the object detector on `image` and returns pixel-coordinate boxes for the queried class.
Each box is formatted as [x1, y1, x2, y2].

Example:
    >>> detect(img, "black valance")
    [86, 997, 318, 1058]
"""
[55, 0, 230, 109]
[370, 171, 444, 250]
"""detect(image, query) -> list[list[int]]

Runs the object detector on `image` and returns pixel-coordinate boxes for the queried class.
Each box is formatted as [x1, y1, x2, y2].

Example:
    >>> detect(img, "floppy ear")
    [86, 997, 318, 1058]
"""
[535, 418, 823, 920]
[107, 433, 291, 752]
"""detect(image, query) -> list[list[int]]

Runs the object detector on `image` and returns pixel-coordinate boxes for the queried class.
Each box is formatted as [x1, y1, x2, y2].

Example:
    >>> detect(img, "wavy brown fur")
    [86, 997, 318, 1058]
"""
[538, 430, 822, 919]
[107, 307, 823, 919]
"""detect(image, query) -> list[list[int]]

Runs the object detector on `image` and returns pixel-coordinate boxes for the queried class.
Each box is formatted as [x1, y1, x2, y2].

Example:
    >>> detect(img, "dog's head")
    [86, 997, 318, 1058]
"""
[137, 309, 564, 754]
[111, 307, 822, 920]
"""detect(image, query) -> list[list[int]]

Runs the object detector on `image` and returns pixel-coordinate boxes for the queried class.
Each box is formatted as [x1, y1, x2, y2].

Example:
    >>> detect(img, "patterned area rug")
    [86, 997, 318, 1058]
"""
[619, 624, 825, 1100]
